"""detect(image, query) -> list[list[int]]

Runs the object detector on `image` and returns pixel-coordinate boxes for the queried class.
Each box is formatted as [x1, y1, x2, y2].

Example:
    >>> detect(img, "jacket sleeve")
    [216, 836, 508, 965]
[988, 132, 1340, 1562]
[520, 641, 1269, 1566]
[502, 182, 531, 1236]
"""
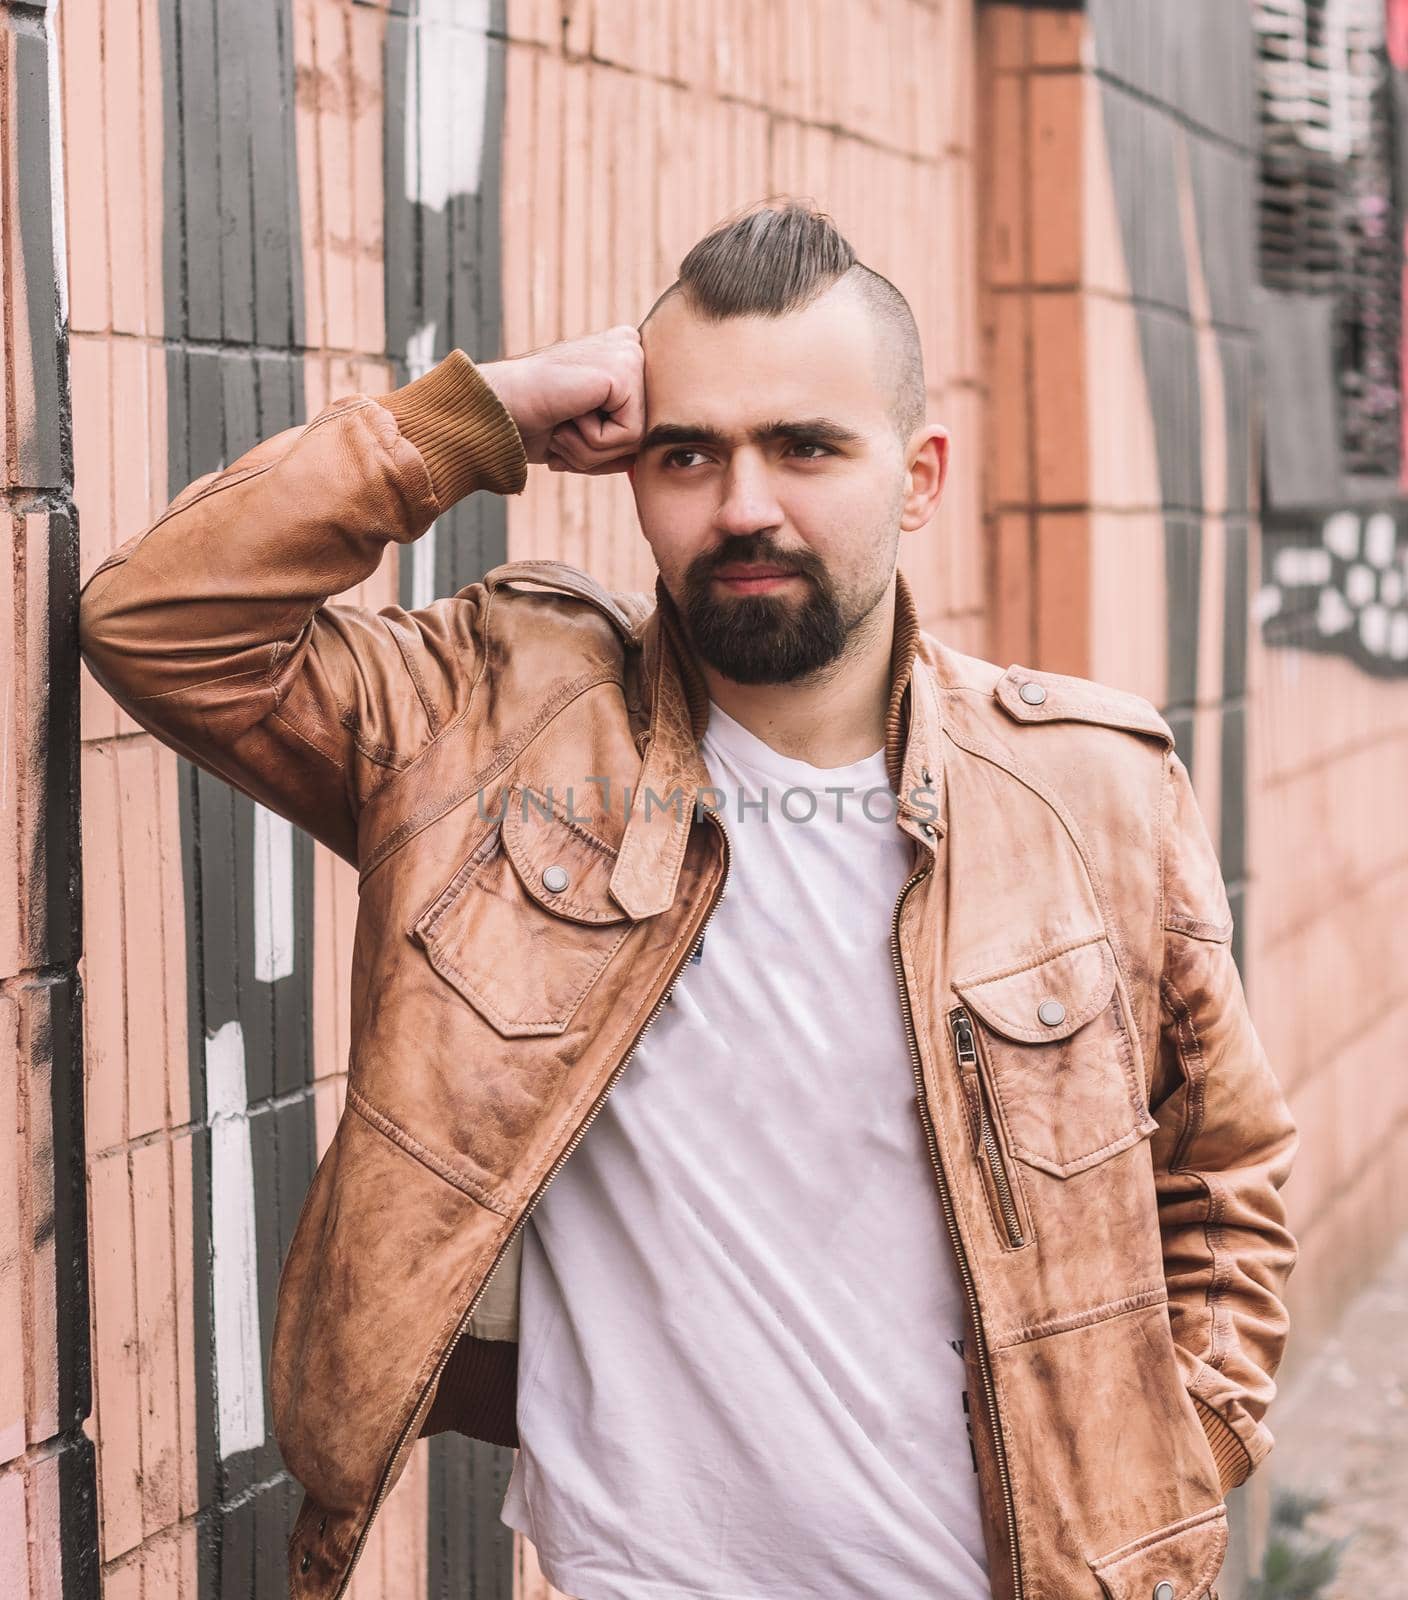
[1149, 750, 1299, 1495]
[77, 351, 527, 865]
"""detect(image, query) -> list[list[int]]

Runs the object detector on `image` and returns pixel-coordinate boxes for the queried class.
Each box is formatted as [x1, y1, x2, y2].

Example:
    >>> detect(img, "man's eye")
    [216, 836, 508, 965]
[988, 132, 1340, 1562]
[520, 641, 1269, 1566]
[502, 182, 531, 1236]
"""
[789, 441, 833, 459]
[663, 448, 708, 469]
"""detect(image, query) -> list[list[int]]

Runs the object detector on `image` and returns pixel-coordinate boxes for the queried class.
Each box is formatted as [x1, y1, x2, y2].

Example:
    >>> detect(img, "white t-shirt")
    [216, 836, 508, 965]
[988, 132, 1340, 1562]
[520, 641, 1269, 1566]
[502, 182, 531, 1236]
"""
[499, 702, 990, 1600]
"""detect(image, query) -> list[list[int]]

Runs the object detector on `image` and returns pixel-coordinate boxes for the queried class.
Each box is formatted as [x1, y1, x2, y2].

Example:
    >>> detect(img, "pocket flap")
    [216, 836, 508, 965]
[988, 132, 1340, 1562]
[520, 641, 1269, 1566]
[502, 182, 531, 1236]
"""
[1087, 1503, 1228, 1600]
[955, 936, 1116, 1043]
[501, 785, 629, 925]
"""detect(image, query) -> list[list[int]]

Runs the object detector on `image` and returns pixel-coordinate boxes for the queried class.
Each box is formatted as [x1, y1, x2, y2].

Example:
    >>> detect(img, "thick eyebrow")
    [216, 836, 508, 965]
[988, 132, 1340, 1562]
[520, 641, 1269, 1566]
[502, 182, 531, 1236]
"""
[637, 417, 865, 456]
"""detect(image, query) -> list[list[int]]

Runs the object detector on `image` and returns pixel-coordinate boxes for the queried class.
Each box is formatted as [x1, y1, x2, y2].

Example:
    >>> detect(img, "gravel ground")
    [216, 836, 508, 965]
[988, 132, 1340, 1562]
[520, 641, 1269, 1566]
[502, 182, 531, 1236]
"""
[1261, 1231, 1408, 1597]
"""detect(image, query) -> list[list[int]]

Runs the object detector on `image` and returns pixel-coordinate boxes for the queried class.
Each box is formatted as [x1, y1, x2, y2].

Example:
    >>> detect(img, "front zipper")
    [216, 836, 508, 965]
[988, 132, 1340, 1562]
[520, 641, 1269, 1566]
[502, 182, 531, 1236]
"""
[330, 807, 732, 1600]
[893, 863, 1024, 1600]
[948, 1006, 1025, 1249]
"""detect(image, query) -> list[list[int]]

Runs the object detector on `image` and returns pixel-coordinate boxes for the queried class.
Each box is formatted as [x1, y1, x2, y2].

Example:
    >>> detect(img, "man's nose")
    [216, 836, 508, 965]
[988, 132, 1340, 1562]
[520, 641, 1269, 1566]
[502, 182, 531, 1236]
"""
[712, 452, 783, 536]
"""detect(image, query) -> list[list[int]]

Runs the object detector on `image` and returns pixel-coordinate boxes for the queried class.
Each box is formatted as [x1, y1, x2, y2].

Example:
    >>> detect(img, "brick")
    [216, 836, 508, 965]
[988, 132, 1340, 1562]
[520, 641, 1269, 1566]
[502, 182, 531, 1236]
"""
[80, 742, 127, 1155]
[564, 0, 592, 58]
[1028, 71, 1083, 286]
[18, 984, 60, 1447]
[1086, 512, 1168, 705]
[139, 0, 165, 339]
[57, 0, 111, 334]
[499, 40, 536, 352]
[1029, 9, 1090, 70]
[293, 0, 327, 352]
[378, 1437, 426, 1595]
[26, 1448, 63, 1600]
[141, 1527, 181, 1598]
[116, 737, 169, 1141]
[103, 0, 149, 337]
[1029, 291, 1088, 507]
[110, 339, 158, 587]
[530, 45, 564, 347]
[105, 1558, 143, 1600]
[153, 746, 190, 1132]
[0, 1471, 26, 1595]
[977, 1, 1027, 75]
[986, 291, 1031, 508]
[170, 1133, 198, 1522]
[0, 992, 25, 1465]
[941, 0, 976, 157]
[90, 1149, 143, 1560]
[132, 1140, 182, 1537]
[0, 519, 17, 978]
[1084, 291, 1160, 512]
[350, 1, 387, 358]
[585, 64, 614, 334]
[1034, 511, 1091, 675]
[1081, 69, 1129, 301]
[315, 0, 358, 353]
[982, 72, 1026, 290]
[991, 510, 1035, 667]
[70, 334, 114, 569]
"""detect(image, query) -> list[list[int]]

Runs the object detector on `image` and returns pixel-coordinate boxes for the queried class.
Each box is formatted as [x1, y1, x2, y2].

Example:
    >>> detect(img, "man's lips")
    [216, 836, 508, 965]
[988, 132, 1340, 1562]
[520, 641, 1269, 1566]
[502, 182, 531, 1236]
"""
[711, 564, 804, 592]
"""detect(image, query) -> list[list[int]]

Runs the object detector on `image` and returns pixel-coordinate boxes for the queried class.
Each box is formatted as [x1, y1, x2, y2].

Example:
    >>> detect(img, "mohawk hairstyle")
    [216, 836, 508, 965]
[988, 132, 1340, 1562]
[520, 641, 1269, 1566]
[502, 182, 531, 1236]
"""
[645, 198, 926, 442]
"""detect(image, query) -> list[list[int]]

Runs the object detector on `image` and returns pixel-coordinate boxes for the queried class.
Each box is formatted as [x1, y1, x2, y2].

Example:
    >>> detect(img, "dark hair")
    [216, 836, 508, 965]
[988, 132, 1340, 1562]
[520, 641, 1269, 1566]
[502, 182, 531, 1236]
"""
[645, 198, 926, 441]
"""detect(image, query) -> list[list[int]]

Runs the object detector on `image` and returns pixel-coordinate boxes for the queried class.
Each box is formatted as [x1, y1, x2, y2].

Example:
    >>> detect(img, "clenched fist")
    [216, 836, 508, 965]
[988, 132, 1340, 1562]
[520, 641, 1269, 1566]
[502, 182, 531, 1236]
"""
[480, 325, 644, 476]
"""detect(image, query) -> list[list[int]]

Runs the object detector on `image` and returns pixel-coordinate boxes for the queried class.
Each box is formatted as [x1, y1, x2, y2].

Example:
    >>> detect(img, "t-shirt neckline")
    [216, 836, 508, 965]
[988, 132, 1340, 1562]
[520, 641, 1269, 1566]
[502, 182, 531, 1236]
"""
[702, 700, 888, 791]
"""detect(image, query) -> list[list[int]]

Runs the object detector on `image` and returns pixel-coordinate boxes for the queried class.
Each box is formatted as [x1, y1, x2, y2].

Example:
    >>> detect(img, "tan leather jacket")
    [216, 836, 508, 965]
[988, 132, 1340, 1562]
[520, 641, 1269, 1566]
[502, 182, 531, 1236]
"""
[78, 350, 1298, 1600]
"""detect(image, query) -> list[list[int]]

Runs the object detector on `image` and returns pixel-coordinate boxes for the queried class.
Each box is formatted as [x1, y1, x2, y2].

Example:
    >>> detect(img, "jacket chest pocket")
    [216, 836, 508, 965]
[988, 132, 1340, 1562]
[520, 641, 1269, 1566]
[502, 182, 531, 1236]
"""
[951, 934, 1156, 1179]
[410, 784, 634, 1038]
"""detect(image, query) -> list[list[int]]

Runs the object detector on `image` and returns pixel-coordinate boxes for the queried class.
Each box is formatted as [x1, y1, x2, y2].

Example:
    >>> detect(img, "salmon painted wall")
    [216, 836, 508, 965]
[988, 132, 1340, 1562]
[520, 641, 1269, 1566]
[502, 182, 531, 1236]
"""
[12, 1, 985, 1596]
[977, 0, 1408, 1586]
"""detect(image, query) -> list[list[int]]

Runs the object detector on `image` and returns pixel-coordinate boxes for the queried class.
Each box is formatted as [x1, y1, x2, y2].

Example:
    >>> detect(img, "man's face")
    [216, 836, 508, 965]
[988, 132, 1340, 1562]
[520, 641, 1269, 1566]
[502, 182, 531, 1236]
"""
[631, 281, 916, 686]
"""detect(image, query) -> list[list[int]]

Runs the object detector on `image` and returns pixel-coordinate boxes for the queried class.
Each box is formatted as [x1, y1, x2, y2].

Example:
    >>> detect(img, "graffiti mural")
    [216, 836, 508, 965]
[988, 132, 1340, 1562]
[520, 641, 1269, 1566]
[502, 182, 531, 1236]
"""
[1258, 504, 1408, 670]
[1254, 0, 1408, 675]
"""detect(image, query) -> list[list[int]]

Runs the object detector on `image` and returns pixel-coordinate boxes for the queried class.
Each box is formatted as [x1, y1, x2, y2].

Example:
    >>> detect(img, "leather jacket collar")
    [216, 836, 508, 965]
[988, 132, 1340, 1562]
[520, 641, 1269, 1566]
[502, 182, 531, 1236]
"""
[611, 567, 944, 921]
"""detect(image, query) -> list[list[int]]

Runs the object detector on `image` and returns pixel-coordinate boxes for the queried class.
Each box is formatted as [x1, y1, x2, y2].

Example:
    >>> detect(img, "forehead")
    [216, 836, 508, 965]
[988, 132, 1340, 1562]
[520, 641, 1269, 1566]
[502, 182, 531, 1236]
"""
[640, 281, 890, 432]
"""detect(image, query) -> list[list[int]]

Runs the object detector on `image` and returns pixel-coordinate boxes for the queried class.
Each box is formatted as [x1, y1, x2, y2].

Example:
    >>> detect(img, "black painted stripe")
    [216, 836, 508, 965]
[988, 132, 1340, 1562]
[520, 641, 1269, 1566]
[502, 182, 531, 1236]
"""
[157, 2, 316, 1594]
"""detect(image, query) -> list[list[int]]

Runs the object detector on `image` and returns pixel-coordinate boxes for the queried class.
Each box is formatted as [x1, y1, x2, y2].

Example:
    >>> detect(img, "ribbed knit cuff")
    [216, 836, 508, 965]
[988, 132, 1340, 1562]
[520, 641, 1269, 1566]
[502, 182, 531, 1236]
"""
[376, 349, 527, 508]
[422, 1333, 519, 1449]
[1194, 1397, 1253, 1493]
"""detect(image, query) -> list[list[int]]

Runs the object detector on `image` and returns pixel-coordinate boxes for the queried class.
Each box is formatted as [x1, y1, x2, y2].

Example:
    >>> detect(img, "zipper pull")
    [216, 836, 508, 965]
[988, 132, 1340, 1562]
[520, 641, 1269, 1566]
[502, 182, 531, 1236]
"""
[950, 1007, 978, 1065]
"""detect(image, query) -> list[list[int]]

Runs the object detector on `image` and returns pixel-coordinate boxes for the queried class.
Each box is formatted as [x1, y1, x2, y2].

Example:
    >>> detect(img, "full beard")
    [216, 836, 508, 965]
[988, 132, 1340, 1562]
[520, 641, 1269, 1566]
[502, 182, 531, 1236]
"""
[679, 537, 866, 686]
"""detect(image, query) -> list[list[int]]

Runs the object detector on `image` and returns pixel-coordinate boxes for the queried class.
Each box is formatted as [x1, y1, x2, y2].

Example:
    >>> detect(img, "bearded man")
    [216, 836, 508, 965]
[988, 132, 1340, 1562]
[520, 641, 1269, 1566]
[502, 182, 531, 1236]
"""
[79, 200, 1297, 1600]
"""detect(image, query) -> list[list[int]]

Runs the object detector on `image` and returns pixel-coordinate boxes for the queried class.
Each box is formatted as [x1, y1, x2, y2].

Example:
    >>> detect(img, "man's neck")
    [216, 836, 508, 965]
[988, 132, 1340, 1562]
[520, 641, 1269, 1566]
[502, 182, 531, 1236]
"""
[696, 573, 897, 769]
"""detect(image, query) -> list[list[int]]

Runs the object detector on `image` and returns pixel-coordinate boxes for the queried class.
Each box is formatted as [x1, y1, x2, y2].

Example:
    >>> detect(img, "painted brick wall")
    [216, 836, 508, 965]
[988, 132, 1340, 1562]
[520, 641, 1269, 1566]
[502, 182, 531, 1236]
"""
[46, 2, 987, 1595]
[5, 1, 1405, 1598]
[499, 0, 988, 650]
[1, 2, 97, 1596]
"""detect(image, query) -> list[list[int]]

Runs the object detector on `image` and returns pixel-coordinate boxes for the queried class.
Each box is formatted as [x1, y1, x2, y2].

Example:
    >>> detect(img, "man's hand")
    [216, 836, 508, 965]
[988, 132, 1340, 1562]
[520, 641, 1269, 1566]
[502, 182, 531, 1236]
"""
[480, 326, 644, 476]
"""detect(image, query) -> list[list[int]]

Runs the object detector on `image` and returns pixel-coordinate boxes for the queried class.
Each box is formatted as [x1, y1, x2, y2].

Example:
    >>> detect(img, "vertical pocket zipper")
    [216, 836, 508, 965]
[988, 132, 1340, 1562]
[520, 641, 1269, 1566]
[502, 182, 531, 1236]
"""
[949, 1005, 1026, 1249]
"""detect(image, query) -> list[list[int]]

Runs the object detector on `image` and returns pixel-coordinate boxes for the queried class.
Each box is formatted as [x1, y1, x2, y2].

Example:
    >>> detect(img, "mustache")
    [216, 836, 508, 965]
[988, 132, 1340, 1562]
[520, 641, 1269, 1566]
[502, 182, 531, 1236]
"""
[695, 537, 825, 581]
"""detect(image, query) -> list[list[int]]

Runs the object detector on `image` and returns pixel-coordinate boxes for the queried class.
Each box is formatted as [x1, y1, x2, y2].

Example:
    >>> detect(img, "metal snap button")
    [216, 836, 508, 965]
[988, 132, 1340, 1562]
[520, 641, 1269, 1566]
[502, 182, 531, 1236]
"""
[922, 766, 934, 785]
[1018, 680, 1047, 706]
[919, 821, 935, 838]
[1037, 997, 1066, 1027]
[541, 864, 570, 893]
[1152, 1583, 1174, 1600]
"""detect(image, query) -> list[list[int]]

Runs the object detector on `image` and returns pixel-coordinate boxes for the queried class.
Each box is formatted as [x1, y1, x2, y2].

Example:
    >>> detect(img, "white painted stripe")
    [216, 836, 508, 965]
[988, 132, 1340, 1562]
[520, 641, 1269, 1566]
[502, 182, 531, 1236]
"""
[406, 322, 440, 608]
[253, 804, 295, 983]
[205, 1020, 266, 1458]
[405, 2, 488, 208]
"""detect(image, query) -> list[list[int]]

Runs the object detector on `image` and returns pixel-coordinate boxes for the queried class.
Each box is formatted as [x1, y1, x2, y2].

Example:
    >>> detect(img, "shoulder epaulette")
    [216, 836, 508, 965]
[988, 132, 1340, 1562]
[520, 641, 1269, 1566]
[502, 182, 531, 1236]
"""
[482, 559, 649, 643]
[994, 664, 1174, 748]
